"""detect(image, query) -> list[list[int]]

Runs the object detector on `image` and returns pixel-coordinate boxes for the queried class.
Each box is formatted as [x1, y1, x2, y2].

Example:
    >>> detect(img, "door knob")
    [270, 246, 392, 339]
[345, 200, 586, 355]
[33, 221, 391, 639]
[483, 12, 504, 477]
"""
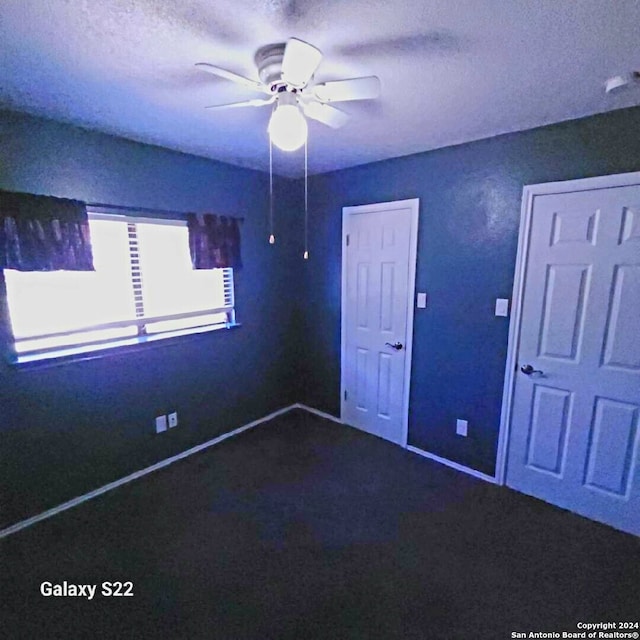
[520, 364, 543, 375]
[385, 342, 403, 351]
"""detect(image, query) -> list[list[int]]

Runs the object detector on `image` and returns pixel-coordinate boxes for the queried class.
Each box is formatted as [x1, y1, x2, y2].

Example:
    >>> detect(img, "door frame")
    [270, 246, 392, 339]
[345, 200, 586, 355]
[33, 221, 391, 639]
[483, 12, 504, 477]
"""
[340, 198, 420, 447]
[496, 170, 640, 485]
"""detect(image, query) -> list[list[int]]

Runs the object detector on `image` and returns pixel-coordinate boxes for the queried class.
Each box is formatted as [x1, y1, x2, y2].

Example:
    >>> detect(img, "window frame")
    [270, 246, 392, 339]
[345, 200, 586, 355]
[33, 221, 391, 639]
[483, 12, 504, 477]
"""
[2, 210, 239, 367]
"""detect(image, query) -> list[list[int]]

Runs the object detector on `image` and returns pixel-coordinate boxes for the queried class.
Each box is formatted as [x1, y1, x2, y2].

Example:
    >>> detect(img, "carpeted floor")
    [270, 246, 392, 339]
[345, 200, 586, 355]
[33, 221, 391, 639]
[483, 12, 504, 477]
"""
[2, 409, 639, 639]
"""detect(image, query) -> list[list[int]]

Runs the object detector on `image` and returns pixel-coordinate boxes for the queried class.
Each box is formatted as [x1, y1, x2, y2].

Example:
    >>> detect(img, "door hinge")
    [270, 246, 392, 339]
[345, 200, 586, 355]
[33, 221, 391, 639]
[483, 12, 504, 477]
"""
[346, 234, 350, 246]
[344, 389, 348, 401]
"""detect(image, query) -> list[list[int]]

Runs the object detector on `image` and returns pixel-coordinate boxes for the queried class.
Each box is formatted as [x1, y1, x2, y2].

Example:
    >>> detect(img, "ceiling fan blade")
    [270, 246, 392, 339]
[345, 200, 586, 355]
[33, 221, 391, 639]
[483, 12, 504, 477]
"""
[205, 97, 275, 110]
[302, 101, 349, 129]
[281, 38, 323, 88]
[195, 63, 267, 93]
[313, 76, 381, 103]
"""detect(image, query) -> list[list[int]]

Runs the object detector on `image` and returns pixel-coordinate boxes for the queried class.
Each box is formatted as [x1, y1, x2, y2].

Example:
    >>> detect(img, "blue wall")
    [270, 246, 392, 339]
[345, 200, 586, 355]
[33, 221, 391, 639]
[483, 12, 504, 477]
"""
[297, 106, 640, 476]
[0, 110, 304, 527]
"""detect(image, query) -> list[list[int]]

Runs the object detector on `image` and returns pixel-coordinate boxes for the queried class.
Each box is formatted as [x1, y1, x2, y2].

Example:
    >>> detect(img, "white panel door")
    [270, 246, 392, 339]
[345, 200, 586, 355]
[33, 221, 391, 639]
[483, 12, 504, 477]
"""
[342, 200, 419, 444]
[507, 182, 640, 535]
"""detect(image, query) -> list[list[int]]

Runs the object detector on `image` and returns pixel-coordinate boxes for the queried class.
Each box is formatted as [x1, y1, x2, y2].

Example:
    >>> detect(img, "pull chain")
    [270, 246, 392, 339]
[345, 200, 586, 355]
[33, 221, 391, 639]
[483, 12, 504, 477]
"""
[303, 137, 309, 260]
[269, 136, 275, 244]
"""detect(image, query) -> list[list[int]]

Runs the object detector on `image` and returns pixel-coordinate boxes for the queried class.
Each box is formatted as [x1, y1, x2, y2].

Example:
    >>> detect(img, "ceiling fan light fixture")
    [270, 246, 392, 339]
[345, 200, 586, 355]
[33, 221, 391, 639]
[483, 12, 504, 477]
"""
[268, 94, 308, 152]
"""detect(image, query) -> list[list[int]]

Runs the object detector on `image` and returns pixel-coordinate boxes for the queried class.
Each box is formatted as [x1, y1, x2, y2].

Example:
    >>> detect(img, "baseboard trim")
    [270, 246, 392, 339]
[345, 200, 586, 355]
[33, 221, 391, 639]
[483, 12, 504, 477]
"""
[0, 404, 298, 540]
[1, 404, 497, 539]
[298, 406, 498, 485]
[406, 445, 498, 484]
[294, 403, 344, 424]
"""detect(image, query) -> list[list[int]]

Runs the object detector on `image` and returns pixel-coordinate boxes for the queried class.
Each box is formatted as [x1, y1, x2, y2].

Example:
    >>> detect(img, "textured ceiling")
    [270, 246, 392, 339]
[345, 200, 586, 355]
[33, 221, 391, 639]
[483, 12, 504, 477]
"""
[1, 0, 639, 177]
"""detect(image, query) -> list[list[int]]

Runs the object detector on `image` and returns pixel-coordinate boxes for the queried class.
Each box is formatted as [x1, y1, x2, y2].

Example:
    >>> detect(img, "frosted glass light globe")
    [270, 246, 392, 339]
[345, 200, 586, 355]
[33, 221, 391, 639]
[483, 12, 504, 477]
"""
[268, 102, 308, 152]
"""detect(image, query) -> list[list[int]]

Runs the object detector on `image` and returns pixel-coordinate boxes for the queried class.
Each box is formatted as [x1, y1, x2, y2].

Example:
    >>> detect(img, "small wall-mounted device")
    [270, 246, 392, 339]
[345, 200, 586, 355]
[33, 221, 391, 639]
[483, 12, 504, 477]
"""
[155, 415, 168, 433]
[417, 292, 427, 309]
[495, 298, 509, 317]
[605, 71, 640, 94]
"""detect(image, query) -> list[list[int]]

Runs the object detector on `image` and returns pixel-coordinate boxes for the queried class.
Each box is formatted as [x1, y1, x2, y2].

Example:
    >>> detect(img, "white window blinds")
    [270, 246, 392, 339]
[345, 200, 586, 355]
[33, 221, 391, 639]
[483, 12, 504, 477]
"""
[5, 212, 236, 362]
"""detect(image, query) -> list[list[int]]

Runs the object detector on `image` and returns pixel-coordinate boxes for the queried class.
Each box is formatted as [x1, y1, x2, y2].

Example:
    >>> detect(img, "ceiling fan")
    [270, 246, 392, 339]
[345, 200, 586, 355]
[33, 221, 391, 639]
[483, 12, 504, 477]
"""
[195, 38, 381, 151]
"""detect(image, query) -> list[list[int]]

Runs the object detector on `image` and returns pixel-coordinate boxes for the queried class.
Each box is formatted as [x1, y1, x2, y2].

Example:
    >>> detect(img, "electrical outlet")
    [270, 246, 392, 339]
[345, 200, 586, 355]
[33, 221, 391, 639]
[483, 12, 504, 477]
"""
[456, 419, 468, 437]
[155, 415, 168, 434]
[168, 412, 178, 428]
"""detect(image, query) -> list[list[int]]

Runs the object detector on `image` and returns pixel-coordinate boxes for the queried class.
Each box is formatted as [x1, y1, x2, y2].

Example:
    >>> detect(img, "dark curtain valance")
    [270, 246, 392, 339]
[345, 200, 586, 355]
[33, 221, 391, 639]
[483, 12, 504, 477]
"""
[187, 213, 242, 270]
[0, 190, 94, 272]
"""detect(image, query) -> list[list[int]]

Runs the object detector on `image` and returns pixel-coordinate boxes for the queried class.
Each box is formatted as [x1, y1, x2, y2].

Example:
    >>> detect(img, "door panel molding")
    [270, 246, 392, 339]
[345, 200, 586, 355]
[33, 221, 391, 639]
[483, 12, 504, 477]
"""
[341, 198, 419, 447]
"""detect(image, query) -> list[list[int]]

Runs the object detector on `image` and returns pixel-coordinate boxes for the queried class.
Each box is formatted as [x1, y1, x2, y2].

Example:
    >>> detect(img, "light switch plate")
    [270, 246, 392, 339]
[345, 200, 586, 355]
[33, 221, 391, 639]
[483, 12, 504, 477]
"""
[495, 298, 509, 317]
[155, 415, 168, 433]
[456, 419, 468, 437]
[417, 292, 427, 309]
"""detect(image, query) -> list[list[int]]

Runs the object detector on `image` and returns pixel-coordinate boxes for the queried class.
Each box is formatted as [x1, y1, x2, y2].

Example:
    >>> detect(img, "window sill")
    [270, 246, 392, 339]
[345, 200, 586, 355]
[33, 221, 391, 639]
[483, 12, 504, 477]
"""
[6, 322, 242, 370]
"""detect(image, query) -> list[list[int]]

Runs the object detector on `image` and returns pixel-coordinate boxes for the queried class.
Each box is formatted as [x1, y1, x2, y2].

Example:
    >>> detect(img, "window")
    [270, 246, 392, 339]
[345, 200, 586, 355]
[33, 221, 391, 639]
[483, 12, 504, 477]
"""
[4, 212, 236, 363]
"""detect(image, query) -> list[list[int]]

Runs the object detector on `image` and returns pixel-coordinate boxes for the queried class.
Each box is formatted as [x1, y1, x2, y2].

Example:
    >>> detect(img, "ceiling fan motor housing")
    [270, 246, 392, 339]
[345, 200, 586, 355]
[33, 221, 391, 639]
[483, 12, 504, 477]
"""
[255, 43, 287, 88]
